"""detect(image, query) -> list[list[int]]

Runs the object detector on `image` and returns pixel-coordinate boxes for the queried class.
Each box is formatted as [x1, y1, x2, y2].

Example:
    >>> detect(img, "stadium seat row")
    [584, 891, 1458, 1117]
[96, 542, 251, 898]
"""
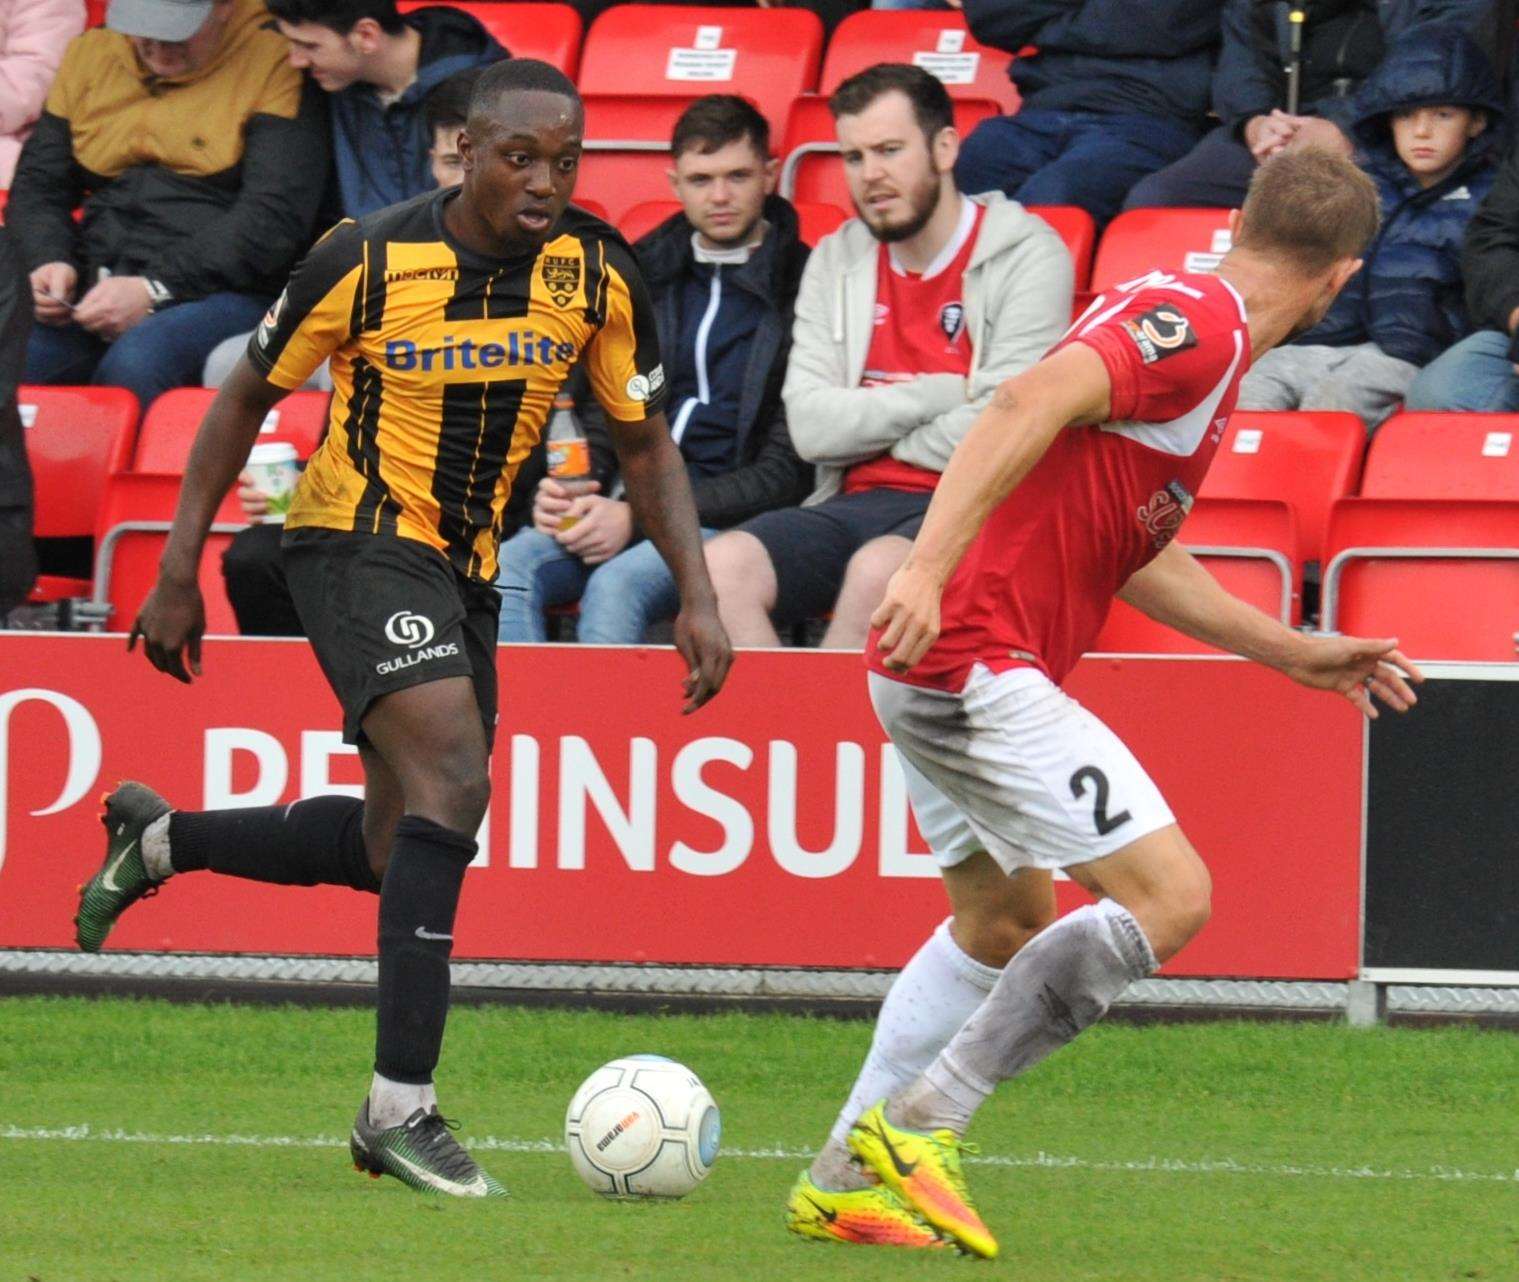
[21, 386, 1519, 658]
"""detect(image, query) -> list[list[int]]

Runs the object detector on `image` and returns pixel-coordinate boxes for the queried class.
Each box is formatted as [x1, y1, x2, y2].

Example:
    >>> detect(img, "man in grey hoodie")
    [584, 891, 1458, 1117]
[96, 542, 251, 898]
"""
[703, 64, 1073, 651]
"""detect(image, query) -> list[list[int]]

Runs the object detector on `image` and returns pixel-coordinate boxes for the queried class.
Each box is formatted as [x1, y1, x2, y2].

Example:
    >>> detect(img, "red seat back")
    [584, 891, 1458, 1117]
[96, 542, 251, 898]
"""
[396, 1, 583, 74]
[1360, 412, 1519, 500]
[1091, 208, 1233, 293]
[1200, 411, 1365, 567]
[577, 94, 701, 225]
[94, 472, 244, 635]
[19, 386, 138, 538]
[618, 197, 848, 247]
[1323, 498, 1519, 660]
[780, 94, 997, 209]
[136, 389, 330, 474]
[579, 6, 823, 135]
[1025, 205, 1094, 291]
[820, 10, 1018, 113]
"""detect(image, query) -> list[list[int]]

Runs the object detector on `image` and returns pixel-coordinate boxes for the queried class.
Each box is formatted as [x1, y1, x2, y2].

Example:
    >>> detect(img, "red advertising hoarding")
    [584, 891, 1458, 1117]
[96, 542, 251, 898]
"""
[0, 636, 1363, 977]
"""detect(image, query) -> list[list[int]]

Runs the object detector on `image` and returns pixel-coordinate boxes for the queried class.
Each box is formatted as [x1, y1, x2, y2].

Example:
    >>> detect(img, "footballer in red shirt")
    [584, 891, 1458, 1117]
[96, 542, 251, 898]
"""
[800, 152, 1424, 1258]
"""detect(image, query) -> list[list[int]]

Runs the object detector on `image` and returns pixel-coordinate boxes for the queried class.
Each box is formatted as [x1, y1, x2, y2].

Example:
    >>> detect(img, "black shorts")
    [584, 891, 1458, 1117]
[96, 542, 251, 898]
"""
[739, 489, 932, 625]
[282, 528, 500, 748]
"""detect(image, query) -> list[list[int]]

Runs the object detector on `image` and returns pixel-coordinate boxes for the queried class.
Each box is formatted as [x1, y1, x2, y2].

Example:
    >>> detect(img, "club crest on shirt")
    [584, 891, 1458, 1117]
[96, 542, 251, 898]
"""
[939, 301, 966, 342]
[541, 254, 581, 309]
[1122, 303, 1196, 364]
[1137, 479, 1194, 549]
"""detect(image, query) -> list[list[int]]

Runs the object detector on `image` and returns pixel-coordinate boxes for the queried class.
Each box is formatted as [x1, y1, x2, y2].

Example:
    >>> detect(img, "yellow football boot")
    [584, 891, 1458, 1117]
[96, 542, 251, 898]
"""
[784, 1169, 947, 1249]
[847, 1101, 998, 1259]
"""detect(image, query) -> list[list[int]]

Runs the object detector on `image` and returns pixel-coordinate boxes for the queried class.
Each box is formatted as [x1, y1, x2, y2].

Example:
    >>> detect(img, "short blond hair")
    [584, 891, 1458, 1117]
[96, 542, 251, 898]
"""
[1234, 149, 1380, 276]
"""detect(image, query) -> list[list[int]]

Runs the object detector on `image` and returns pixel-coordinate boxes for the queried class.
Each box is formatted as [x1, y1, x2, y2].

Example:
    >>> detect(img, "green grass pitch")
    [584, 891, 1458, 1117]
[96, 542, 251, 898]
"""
[1, 997, 1515, 1281]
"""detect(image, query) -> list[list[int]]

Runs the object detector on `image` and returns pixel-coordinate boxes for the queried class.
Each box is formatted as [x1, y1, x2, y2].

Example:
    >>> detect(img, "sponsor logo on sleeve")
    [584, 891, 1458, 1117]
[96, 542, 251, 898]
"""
[625, 365, 665, 403]
[1136, 480, 1195, 550]
[255, 290, 288, 349]
[1121, 303, 1197, 364]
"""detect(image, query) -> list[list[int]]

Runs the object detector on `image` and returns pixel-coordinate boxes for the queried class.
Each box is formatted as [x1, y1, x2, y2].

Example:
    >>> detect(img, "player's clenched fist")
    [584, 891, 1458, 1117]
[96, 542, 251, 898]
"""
[871, 562, 944, 673]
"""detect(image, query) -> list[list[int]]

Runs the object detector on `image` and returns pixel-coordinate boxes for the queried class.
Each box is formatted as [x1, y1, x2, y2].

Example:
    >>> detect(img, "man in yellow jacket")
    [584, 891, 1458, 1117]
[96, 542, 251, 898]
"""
[11, 0, 329, 408]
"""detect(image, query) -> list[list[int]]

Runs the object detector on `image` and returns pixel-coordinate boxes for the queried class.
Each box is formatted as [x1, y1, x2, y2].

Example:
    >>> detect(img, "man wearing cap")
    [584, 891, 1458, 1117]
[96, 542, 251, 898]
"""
[9, 0, 329, 410]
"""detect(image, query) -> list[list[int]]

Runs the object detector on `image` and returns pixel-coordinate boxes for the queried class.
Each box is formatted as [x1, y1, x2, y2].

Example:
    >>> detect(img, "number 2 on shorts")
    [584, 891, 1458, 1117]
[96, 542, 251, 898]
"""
[1069, 765, 1132, 837]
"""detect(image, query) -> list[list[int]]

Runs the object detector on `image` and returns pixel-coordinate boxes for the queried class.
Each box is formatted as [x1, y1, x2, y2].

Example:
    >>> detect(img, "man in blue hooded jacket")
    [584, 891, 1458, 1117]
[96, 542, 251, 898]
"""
[1238, 26, 1503, 427]
[952, 0, 1220, 224]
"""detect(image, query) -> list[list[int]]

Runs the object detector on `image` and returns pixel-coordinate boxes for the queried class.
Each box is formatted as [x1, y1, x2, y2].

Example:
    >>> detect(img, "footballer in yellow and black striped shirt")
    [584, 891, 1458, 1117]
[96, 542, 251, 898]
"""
[122, 63, 731, 1191]
[249, 162, 662, 585]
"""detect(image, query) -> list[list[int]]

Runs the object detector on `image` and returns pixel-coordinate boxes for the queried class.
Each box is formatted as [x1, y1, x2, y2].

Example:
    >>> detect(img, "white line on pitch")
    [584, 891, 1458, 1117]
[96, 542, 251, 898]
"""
[2, 1124, 1514, 1186]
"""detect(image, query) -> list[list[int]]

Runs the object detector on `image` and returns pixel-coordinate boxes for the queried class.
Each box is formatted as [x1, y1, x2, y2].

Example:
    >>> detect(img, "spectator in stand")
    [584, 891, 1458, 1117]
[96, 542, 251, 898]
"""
[0, 225, 34, 617]
[0, 0, 83, 186]
[703, 64, 1071, 648]
[1239, 29, 1502, 429]
[1408, 141, 1519, 412]
[1126, 0, 1500, 211]
[950, 0, 1220, 224]
[10, 0, 329, 411]
[423, 63, 482, 187]
[267, 0, 504, 218]
[495, 94, 813, 644]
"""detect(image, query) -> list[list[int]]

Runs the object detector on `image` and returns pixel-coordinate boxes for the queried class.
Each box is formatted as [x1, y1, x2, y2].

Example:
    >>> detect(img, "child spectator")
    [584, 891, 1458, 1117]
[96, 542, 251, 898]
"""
[1238, 28, 1503, 429]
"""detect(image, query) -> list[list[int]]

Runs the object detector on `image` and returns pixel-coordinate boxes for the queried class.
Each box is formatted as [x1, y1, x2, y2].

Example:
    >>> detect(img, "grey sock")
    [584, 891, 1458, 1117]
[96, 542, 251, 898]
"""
[893, 901, 1157, 1134]
[140, 813, 173, 882]
[809, 1137, 872, 1192]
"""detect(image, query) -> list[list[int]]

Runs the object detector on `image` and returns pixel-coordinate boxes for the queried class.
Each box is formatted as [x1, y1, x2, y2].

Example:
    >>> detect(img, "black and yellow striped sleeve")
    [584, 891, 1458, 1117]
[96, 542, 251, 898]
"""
[247, 219, 365, 390]
[583, 238, 668, 423]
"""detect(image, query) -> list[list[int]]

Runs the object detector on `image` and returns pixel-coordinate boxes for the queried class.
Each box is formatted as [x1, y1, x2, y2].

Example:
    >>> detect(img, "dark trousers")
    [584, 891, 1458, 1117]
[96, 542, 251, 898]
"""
[953, 108, 1201, 225]
[222, 522, 306, 637]
[1123, 125, 1259, 211]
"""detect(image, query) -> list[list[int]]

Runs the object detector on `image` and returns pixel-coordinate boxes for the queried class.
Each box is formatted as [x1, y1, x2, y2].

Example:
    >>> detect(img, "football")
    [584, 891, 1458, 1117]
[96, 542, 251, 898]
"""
[564, 1055, 721, 1198]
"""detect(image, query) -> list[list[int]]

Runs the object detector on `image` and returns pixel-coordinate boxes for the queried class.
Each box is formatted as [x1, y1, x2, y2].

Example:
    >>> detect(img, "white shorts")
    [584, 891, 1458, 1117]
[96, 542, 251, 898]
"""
[869, 664, 1175, 874]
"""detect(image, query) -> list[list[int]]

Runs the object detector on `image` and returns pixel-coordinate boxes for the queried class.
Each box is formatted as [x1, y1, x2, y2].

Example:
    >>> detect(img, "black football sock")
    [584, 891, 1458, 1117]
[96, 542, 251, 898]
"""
[167, 796, 380, 893]
[373, 815, 476, 1086]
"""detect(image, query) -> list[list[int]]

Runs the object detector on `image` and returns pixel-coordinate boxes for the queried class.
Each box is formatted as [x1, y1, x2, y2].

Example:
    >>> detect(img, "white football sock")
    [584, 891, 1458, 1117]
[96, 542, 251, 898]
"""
[811, 918, 1002, 1190]
[368, 1072, 437, 1129]
[891, 900, 1157, 1136]
[140, 813, 173, 882]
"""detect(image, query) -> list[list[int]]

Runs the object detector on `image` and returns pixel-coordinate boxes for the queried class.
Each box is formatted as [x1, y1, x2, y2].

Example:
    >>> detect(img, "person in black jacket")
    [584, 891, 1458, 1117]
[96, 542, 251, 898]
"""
[1407, 138, 1519, 410]
[952, 0, 1221, 224]
[1126, 0, 1499, 210]
[495, 94, 813, 644]
[0, 226, 36, 617]
[12, 0, 329, 412]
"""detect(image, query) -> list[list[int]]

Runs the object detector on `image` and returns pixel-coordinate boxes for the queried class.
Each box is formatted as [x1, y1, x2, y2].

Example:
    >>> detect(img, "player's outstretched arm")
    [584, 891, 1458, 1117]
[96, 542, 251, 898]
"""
[1117, 542, 1423, 718]
[611, 411, 733, 713]
[872, 343, 1113, 672]
[129, 356, 288, 684]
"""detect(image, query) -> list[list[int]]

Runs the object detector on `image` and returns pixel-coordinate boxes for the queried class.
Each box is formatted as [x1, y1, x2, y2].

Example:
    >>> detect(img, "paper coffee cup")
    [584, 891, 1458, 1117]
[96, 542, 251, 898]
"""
[246, 441, 301, 524]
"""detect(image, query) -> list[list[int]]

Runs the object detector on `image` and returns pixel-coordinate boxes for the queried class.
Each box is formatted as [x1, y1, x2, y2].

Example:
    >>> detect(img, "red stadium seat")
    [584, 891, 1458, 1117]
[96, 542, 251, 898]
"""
[1319, 499, 1519, 660]
[779, 94, 997, 209]
[20, 385, 138, 604]
[1090, 208, 1234, 293]
[90, 472, 246, 636]
[136, 388, 330, 473]
[577, 95, 699, 225]
[85, 0, 106, 25]
[1025, 205, 1094, 291]
[1359, 412, 1519, 499]
[617, 198, 848, 246]
[396, 2, 583, 75]
[578, 6, 823, 134]
[1092, 497, 1299, 653]
[1200, 411, 1366, 570]
[820, 10, 1018, 114]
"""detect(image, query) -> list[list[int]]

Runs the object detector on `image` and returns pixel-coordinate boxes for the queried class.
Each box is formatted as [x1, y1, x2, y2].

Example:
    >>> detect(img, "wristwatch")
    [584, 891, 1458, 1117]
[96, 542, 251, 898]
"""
[143, 278, 173, 312]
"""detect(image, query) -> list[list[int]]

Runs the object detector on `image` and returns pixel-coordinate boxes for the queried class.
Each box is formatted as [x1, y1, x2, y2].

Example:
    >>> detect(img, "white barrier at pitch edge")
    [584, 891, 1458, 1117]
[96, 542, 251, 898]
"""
[2, 950, 1517, 1017]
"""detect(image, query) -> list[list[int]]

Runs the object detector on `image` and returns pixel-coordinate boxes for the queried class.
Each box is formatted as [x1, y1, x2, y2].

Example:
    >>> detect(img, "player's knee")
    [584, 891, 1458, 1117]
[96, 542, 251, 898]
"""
[954, 898, 1055, 969]
[405, 752, 491, 832]
[1151, 861, 1212, 958]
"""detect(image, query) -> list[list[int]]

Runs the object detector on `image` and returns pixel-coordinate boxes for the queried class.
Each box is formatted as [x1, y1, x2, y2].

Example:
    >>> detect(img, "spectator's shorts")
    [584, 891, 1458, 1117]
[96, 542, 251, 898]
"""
[282, 527, 500, 748]
[739, 488, 932, 624]
[869, 665, 1174, 873]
